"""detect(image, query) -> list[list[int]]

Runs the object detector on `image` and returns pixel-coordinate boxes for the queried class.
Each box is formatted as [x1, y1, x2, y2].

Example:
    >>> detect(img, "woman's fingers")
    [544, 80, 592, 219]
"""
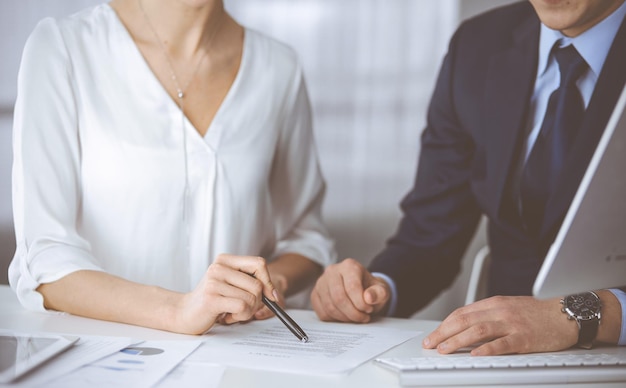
[214, 254, 277, 301]
[177, 254, 277, 332]
[207, 263, 263, 300]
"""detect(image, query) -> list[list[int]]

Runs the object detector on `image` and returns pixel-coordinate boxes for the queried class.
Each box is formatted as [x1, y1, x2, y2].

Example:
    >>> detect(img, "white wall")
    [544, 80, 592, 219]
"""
[225, 0, 461, 313]
[0, 0, 518, 319]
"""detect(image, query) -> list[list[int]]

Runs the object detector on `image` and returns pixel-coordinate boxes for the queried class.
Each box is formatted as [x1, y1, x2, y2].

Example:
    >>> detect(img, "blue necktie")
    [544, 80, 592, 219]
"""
[520, 44, 588, 234]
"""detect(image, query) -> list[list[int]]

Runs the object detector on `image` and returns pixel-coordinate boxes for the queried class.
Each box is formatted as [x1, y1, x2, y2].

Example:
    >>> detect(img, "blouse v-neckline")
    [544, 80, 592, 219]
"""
[104, 3, 249, 144]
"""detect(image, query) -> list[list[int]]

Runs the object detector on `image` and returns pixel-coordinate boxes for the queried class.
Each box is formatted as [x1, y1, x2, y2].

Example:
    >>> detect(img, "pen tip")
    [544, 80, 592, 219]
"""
[301, 336, 308, 343]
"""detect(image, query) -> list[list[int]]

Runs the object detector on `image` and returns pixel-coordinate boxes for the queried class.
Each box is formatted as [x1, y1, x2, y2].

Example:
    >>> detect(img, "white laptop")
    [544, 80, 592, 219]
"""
[533, 84, 626, 298]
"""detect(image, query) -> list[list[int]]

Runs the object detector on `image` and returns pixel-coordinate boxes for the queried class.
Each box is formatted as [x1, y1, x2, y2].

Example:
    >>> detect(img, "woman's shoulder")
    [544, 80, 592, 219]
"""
[243, 28, 303, 76]
[27, 4, 117, 52]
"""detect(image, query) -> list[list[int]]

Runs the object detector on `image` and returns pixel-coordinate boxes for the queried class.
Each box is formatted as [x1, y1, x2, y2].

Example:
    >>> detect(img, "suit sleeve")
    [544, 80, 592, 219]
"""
[368, 26, 482, 318]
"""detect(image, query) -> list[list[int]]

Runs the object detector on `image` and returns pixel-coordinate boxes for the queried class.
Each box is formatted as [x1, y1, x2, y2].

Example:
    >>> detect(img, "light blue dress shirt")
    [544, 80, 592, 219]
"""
[376, 1, 626, 346]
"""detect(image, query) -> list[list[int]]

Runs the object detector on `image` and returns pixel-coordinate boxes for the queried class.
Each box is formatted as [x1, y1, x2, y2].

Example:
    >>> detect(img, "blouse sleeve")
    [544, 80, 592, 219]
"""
[268, 67, 336, 268]
[9, 18, 104, 312]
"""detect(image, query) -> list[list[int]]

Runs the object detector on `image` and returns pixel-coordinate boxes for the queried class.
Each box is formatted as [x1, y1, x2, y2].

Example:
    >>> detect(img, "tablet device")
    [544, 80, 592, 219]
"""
[533, 84, 626, 298]
[0, 331, 79, 383]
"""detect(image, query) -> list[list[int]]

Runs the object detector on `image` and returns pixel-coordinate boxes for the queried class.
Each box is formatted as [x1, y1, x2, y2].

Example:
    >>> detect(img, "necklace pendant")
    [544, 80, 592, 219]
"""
[177, 91, 184, 99]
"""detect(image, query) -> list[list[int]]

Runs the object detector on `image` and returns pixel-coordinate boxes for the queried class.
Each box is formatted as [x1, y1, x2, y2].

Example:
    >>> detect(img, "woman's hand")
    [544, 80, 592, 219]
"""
[252, 253, 323, 321]
[174, 254, 278, 334]
[254, 273, 288, 320]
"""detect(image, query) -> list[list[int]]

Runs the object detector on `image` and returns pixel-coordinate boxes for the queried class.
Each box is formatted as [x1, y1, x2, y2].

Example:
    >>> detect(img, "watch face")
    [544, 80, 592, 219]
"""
[564, 293, 601, 319]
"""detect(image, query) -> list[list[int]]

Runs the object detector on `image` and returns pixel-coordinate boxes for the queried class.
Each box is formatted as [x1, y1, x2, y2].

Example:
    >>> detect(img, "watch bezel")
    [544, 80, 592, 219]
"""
[561, 291, 602, 321]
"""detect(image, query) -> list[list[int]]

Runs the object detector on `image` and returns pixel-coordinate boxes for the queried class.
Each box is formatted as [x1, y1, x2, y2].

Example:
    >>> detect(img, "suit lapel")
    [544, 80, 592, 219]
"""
[485, 17, 539, 217]
[541, 15, 626, 237]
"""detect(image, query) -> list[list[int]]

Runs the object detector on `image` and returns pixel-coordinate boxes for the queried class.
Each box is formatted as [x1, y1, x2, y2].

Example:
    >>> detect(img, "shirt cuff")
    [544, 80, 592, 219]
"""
[608, 288, 626, 346]
[371, 272, 398, 317]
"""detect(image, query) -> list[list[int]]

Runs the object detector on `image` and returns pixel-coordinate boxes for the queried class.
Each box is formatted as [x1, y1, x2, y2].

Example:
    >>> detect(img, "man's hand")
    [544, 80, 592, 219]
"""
[422, 296, 579, 355]
[311, 258, 391, 323]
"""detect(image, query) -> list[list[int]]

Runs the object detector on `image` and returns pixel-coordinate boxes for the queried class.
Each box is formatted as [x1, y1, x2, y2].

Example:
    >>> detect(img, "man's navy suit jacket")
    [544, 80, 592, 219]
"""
[369, 2, 626, 318]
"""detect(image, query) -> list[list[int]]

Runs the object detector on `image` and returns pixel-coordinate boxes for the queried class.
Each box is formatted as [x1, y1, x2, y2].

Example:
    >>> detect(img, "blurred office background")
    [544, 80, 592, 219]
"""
[0, 0, 516, 319]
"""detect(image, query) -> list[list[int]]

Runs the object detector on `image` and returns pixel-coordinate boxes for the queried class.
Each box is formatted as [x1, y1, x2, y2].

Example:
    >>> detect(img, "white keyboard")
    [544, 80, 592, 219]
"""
[375, 350, 626, 386]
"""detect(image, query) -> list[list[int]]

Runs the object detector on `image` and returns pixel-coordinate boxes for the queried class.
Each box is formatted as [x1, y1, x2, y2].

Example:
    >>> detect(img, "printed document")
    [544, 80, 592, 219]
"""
[44, 340, 203, 388]
[191, 311, 420, 374]
[7, 335, 134, 387]
[156, 361, 225, 388]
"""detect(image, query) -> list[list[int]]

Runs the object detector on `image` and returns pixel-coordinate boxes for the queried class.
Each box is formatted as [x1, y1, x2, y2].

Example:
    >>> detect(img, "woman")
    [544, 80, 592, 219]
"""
[9, 0, 335, 334]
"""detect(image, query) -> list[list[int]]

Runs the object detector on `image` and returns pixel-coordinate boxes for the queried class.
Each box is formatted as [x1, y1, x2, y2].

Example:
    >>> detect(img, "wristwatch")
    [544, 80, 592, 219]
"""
[560, 291, 602, 349]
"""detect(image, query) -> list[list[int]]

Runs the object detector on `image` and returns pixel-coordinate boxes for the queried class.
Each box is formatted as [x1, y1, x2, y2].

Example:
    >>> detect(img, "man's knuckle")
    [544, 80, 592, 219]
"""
[453, 312, 471, 329]
[344, 278, 362, 294]
[474, 322, 489, 338]
[498, 336, 515, 353]
[330, 290, 345, 306]
[343, 258, 360, 270]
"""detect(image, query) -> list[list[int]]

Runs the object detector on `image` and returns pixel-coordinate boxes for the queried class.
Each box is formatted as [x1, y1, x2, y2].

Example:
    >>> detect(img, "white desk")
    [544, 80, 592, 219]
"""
[0, 285, 623, 388]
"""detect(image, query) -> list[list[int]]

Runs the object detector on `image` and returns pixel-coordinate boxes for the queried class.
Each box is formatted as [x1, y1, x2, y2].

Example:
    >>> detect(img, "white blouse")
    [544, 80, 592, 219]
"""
[9, 4, 335, 311]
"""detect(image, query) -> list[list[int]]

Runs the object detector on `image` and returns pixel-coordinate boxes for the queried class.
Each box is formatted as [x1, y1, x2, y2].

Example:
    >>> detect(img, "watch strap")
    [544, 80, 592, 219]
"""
[577, 317, 599, 349]
[561, 291, 602, 349]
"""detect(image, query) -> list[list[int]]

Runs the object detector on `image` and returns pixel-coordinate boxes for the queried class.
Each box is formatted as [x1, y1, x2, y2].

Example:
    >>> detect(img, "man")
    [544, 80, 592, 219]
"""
[311, 0, 626, 356]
